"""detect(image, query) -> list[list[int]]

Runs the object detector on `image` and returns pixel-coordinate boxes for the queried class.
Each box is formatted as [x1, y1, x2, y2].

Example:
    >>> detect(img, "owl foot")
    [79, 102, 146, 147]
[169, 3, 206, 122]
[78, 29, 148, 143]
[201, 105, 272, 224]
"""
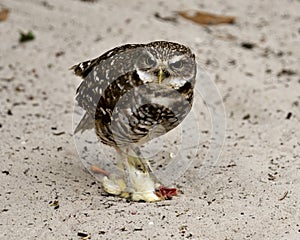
[101, 173, 162, 202]
[92, 165, 179, 202]
[102, 176, 179, 202]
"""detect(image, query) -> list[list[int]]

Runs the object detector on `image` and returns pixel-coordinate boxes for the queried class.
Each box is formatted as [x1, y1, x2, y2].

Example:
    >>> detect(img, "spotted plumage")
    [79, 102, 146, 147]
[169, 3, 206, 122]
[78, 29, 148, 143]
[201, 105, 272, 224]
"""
[72, 41, 196, 202]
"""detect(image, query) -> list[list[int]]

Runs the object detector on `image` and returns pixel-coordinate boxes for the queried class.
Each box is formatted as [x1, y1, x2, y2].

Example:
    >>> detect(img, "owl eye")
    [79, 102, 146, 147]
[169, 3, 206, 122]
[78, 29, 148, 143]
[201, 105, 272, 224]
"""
[145, 56, 156, 66]
[170, 60, 183, 70]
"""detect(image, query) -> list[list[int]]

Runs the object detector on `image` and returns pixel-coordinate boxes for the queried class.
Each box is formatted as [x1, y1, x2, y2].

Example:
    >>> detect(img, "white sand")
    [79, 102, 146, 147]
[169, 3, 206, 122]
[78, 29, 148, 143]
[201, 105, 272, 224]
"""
[0, 0, 299, 239]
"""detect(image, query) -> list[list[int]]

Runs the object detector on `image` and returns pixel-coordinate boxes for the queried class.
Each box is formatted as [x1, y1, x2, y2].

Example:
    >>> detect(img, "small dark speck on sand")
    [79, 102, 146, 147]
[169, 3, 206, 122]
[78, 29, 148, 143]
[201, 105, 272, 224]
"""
[286, 112, 292, 120]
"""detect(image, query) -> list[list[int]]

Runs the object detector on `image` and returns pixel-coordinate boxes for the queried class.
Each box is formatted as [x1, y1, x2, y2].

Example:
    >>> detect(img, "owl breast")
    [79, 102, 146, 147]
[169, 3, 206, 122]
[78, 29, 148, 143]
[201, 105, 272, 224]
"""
[94, 74, 193, 147]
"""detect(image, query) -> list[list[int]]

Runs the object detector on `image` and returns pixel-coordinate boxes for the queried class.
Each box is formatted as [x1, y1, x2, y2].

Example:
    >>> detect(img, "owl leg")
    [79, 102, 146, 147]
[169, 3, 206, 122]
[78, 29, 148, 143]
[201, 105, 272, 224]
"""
[100, 147, 162, 201]
[99, 147, 178, 201]
[131, 147, 162, 185]
[127, 151, 179, 201]
[125, 153, 162, 202]
[100, 148, 134, 199]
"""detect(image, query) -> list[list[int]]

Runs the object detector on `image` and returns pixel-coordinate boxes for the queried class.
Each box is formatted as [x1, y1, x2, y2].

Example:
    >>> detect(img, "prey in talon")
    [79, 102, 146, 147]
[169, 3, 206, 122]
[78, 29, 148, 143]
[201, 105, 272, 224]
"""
[72, 41, 196, 202]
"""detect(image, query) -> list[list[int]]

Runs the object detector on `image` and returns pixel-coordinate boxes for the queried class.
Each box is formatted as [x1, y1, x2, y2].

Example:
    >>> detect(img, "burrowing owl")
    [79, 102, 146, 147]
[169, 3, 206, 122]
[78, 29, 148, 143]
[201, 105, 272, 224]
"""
[72, 41, 196, 202]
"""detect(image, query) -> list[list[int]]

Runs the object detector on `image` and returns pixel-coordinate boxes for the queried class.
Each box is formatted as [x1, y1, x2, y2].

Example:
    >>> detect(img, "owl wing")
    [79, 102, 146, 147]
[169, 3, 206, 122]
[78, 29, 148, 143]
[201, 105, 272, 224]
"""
[72, 44, 145, 134]
[70, 43, 142, 78]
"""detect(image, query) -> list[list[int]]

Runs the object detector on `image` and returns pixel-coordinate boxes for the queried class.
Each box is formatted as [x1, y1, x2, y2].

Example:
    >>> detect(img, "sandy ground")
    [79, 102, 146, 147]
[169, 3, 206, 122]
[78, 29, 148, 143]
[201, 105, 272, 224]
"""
[1, 0, 300, 239]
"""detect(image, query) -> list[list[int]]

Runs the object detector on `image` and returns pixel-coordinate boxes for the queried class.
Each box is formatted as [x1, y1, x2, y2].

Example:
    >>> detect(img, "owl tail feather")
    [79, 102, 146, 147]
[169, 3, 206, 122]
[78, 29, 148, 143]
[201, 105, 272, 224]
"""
[74, 112, 94, 134]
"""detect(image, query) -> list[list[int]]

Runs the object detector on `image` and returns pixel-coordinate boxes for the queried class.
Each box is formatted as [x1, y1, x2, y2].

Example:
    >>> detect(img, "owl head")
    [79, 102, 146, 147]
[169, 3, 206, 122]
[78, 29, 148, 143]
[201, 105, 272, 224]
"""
[134, 41, 196, 90]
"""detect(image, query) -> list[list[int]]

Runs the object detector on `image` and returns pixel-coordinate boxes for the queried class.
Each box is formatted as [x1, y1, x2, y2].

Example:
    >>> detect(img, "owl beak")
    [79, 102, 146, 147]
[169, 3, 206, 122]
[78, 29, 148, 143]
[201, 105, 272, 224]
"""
[156, 67, 170, 84]
[158, 68, 164, 84]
